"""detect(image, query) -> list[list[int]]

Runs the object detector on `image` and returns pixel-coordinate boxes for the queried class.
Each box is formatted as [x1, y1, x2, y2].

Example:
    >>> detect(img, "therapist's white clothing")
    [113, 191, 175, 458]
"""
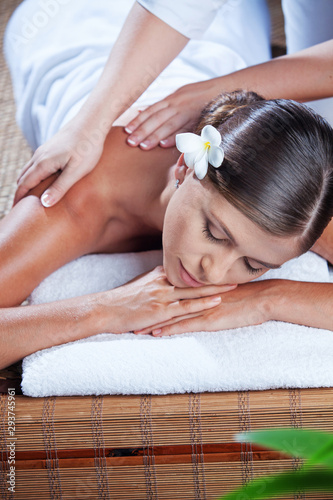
[4, 0, 271, 150]
[138, 0, 333, 50]
[138, 0, 333, 124]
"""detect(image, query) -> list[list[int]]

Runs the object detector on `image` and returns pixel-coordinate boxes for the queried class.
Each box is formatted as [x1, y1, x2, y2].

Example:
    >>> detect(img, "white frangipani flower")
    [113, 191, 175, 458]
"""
[175, 125, 224, 180]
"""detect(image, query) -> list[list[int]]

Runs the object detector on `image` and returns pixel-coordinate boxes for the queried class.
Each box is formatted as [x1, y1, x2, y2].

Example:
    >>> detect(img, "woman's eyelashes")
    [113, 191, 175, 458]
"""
[243, 257, 263, 275]
[202, 221, 263, 275]
[202, 221, 228, 244]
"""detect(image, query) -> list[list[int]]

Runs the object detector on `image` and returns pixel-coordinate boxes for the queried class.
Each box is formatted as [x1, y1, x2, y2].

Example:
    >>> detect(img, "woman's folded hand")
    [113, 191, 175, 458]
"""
[124, 81, 216, 150]
[133, 279, 278, 336]
[102, 266, 237, 334]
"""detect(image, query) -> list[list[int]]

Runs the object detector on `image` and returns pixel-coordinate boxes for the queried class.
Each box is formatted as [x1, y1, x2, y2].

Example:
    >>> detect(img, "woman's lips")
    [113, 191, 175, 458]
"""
[179, 260, 204, 287]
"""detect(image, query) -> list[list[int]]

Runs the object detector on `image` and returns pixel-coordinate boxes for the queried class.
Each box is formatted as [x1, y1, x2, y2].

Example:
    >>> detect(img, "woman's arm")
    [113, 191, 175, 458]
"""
[270, 280, 333, 330]
[125, 39, 333, 149]
[134, 278, 333, 336]
[0, 266, 230, 369]
[14, 2, 188, 206]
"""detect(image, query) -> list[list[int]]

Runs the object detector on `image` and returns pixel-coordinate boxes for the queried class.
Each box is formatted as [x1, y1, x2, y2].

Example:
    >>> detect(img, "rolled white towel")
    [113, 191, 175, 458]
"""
[21, 250, 333, 397]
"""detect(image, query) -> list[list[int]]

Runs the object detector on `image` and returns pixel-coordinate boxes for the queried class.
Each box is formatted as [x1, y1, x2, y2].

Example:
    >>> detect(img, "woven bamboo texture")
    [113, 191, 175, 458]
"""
[0, 0, 31, 219]
[1, 389, 333, 499]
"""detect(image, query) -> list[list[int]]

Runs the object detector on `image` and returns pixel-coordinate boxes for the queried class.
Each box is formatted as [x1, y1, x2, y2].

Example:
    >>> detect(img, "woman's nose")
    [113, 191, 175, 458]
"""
[201, 251, 233, 285]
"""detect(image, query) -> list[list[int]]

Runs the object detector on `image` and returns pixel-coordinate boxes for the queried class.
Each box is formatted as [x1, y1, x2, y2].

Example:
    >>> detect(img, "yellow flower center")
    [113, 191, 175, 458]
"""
[204, 141, 211, 150]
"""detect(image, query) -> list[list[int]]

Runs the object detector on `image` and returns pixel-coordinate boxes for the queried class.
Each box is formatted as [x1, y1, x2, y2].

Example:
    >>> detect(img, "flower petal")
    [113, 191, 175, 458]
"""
[185, 147, 206, 169]
[176, 133, 203, 153]
[194, 147, 207, 163]
[194, 152, 209, 180]
[184, 150, 198, 169]
[208, 146, 224, 168]
[201, 125, 222, 146]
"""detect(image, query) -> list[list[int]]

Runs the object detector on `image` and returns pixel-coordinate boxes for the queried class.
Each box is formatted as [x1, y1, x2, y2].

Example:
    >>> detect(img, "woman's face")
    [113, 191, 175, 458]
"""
[162, 170, 300, 287]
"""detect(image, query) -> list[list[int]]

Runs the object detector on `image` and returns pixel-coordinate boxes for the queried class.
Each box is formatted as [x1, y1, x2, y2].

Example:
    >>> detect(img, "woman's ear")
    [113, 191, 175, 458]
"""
[175, 153, 189, 185]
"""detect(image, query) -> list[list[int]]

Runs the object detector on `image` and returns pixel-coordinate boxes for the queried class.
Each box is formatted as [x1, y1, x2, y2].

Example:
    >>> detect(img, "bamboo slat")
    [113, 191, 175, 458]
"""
[1, 388, 333, 499]
[0, 0, 31, 219]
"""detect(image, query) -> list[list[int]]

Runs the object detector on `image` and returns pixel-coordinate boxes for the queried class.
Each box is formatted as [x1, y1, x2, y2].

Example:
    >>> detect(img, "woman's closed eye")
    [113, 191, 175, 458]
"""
[202, 221, 228, 244]
[202, 221, 263, 275]
[243, 257, 263, 275]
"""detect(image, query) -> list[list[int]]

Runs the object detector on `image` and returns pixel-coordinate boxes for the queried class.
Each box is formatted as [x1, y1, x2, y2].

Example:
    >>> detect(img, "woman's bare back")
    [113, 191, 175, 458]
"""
[0, 127, 178, 307]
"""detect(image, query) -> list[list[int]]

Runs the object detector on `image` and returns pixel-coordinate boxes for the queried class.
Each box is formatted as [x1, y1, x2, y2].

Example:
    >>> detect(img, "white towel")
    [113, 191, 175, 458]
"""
[22, 250, 333, 397]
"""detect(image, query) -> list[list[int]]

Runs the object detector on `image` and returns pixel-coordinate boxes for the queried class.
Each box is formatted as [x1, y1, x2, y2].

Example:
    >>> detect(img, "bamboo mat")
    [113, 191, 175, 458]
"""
[0, 0, 31, 219]
[1, 389, 333, 499]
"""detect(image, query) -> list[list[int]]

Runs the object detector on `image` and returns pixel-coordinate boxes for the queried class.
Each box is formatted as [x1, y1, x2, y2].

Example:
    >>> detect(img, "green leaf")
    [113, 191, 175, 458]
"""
[236, 428, 333, 468]
[219, 469, 333, 500]
[304, 435, 333, 470]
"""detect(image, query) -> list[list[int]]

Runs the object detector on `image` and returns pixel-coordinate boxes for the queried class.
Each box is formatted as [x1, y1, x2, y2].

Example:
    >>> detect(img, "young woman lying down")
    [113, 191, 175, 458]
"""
[0, 90, 332, 369]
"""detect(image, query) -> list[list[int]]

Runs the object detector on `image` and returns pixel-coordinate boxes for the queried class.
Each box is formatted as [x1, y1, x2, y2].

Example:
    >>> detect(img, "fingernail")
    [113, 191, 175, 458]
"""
[159, 140, 168, 146]
[152, 329, 162, 335]
[127, 137, 138, 146]
[125, 126, 133, 134]
[211, 296, 222, 303]
[140, 141, 151, 149]
[41, 192, 53, 207]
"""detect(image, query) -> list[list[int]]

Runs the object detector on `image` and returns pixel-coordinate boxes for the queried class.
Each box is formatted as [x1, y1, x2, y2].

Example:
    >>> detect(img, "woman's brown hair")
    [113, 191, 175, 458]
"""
[195, 90, 333, 252]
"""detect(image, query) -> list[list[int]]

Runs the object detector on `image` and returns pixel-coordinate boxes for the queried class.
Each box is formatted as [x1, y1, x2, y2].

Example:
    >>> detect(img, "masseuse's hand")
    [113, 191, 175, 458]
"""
[133, 280, 278, 336]
[125, 81, 215, 150]
[13, 117, 106, 207]
[104, 266, 237, 334]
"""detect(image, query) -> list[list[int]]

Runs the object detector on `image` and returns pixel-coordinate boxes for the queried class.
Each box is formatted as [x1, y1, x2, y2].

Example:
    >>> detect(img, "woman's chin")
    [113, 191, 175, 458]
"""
[164, 270, 184, 288]
[163, 257, 184, 288]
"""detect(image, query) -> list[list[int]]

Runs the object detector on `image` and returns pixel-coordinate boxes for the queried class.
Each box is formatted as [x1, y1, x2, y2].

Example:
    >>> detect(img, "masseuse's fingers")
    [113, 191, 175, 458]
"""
[125, 81, 212, 150]
[125, 101, 168, 140]
[39, 160, 88, 207]
[14, 116, 107, 207]
[125, 104, 177, 148]
[159, 133, 177, 148]
[125, 100, 194, 150]
[14, 155, 65, 206]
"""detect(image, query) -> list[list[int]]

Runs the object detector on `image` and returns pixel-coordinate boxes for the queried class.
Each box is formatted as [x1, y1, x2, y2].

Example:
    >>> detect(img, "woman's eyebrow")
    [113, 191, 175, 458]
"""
[210, 213, 282, 269]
